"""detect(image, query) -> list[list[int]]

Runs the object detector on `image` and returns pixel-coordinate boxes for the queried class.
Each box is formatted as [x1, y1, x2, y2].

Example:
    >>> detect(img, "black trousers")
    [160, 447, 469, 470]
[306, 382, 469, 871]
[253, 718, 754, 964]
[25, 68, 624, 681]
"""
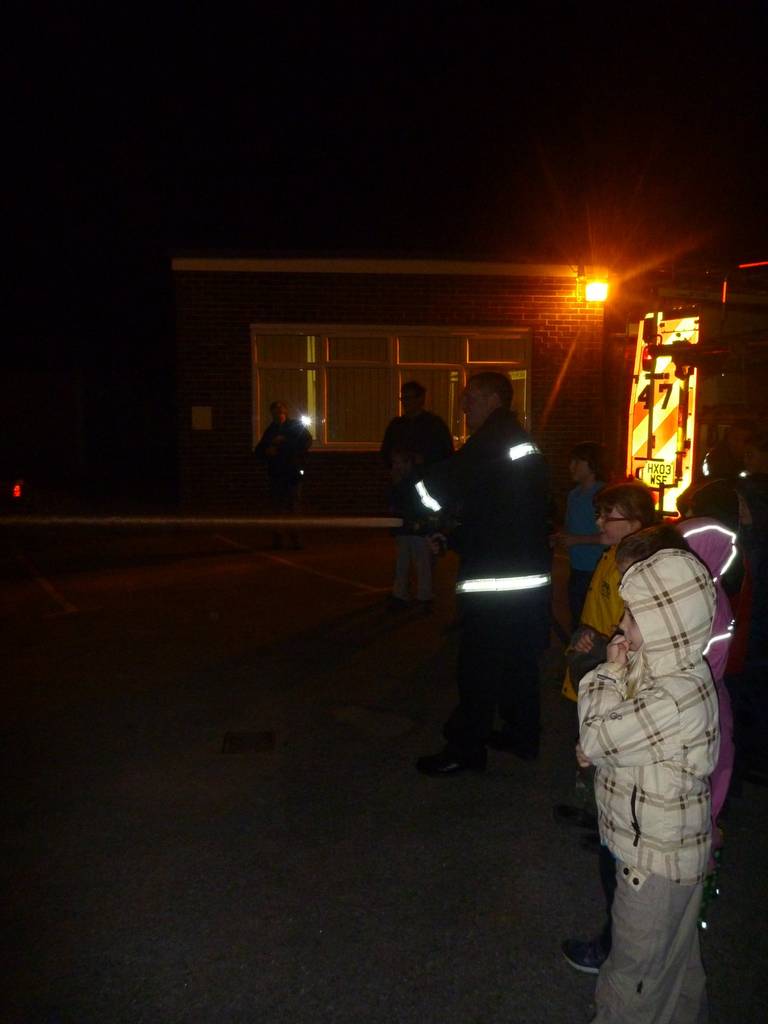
[443, 593, 548, 758]
[267, 477, 301, 513]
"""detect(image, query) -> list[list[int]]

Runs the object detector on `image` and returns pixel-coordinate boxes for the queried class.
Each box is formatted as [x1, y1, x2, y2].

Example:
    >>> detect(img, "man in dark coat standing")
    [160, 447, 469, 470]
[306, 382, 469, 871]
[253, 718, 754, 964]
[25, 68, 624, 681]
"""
[254, 400, 312, 549]
[380, 380, 454, 470]
[415, 371, 552, 775]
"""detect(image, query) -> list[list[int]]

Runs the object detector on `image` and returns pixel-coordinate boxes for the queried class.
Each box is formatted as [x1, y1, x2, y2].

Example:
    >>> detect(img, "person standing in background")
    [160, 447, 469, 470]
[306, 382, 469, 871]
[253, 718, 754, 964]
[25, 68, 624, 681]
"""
[381, 381, 453, 610]
[553, 442, 608, 630]
[380, 381, 453, 471]
[254, 400, 312, 549]
[387, 449, 436, 611]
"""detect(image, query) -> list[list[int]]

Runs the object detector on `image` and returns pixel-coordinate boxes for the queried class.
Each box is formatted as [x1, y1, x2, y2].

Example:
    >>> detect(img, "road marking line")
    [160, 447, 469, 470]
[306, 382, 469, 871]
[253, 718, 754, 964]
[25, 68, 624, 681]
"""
[213, 533, 251, 551]
[16, 554, 78, 615]
[214, 531, 388, 593]
[263, 553, 389, 594]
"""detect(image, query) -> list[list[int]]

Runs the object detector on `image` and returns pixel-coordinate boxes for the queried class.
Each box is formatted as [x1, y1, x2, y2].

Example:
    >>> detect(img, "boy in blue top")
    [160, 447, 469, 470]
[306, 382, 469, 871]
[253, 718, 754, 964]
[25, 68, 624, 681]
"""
[553, 442, 608, 629]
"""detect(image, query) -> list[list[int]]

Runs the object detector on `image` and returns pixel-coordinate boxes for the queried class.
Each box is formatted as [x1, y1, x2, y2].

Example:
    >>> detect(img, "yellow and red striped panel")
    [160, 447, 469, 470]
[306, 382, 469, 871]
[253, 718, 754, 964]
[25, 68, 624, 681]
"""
[626, 316, 699, 514]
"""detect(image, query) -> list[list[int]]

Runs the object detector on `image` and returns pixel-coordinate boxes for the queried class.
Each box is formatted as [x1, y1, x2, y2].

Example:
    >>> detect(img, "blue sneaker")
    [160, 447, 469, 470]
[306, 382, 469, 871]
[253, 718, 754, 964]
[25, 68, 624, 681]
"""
[561, 937, 608, 974]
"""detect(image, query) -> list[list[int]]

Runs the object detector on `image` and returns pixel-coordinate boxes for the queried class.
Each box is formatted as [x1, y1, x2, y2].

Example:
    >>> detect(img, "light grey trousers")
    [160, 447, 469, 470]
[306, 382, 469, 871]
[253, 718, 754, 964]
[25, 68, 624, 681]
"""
[392, 535, 434, 602]
[593, 864, 706, 1024]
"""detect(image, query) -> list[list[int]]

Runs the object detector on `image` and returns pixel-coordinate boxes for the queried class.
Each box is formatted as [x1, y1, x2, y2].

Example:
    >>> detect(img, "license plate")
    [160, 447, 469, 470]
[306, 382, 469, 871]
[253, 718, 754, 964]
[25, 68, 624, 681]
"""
[644, 461, 674, 486]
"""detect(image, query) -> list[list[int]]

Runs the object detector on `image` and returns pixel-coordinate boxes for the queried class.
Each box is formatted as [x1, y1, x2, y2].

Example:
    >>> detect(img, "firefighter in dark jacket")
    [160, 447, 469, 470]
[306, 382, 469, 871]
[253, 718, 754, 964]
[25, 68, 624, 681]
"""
[415, 371, 552, 775]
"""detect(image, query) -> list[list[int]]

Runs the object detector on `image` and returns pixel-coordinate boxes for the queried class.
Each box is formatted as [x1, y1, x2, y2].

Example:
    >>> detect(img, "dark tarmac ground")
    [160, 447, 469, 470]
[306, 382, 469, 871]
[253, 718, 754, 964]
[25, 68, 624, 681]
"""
[2, 524, 767, 1023]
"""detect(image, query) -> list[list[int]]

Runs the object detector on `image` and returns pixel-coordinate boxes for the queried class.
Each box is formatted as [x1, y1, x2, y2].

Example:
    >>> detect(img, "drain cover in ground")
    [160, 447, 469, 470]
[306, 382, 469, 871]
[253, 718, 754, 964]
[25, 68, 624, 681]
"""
[222, 730, 275, 754]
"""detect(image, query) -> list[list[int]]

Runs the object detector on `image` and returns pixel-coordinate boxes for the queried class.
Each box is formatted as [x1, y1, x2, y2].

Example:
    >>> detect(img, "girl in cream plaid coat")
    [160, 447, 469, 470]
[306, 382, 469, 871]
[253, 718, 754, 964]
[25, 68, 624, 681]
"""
[577, 548, 718, 1023]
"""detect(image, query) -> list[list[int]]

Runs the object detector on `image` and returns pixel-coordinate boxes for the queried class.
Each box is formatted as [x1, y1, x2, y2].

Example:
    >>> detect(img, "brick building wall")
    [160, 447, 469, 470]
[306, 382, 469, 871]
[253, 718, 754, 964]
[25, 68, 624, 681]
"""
[173, 259, 606, 514]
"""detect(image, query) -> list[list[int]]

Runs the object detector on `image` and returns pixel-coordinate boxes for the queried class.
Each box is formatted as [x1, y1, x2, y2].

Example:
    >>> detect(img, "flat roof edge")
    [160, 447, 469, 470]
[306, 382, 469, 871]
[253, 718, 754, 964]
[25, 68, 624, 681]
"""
[171, 257, 583, 278]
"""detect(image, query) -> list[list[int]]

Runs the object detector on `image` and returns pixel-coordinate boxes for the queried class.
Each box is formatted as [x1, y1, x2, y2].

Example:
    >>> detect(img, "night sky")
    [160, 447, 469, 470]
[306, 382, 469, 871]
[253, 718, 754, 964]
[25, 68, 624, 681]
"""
[6, 5, 767, 493]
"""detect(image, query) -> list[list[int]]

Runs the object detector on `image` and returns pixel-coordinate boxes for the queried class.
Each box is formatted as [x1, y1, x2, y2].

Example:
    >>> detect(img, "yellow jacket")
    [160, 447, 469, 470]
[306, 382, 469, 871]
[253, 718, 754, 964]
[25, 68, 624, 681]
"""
[562, 546, 623, 701]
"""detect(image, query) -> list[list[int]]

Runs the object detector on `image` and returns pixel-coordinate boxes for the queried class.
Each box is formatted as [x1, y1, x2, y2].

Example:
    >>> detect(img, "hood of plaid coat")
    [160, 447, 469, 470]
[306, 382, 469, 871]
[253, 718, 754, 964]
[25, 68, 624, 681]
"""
[619, 548, 715, 679]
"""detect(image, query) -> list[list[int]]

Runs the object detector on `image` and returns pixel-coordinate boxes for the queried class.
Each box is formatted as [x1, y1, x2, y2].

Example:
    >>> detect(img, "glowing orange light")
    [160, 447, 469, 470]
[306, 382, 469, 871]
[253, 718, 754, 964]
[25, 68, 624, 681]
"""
[12, 481, 22, 498]
[585, 281, 609, 302]
[737, 260, 768, 268]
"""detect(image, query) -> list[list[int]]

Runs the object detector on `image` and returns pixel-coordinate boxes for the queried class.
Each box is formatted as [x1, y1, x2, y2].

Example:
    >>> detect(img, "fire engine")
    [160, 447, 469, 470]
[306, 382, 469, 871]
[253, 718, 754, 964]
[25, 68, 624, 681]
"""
[625, 261, 768, 516]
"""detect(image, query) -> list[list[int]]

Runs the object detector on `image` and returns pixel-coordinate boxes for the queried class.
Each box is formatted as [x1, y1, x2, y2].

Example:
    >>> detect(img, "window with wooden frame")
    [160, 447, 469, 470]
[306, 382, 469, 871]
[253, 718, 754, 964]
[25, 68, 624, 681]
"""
[251, 326, 532, 449]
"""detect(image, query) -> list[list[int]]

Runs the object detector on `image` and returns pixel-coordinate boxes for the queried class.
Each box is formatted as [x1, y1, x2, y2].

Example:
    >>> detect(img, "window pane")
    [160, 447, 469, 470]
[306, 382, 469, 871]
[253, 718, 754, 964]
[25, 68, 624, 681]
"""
[399, 336, 463, 363]
[256, 369, 317, 437]
[467, 335, 528, 363]
[328, 336, 387, 362]
[399, 368, 464, 443]
[327, 368, 391, 442]
[255, 335, 316, 364]
[250, 324, 531, 447]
